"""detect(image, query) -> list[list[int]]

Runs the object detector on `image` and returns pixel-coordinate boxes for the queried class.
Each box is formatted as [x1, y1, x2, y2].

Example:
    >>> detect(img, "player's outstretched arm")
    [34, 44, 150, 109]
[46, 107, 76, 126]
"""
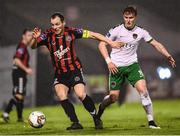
[30, 38, 38, 49]
[150, 39, 176, 68]
[98, 41, 118, 74]
[30, 27, 42, 49]
[87, 31, 124, 48]
[13, 58, 33, 75]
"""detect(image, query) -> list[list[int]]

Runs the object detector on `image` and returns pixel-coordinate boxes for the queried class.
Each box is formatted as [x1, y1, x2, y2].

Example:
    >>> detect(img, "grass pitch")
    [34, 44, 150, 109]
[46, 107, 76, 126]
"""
[0, 100, 180, 135]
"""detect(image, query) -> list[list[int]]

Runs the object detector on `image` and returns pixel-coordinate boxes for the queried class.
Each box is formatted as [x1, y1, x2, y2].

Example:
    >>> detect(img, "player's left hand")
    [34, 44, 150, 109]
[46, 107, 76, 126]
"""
[167, 56, 176, 68]
[108, 62, 118, 74]
[110, 41, 125, 48]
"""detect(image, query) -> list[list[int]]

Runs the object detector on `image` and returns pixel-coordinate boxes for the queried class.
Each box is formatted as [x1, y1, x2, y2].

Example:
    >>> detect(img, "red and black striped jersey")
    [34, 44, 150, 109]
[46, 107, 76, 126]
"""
[36, 27, 84, 75]
[14, 42, 29, 68]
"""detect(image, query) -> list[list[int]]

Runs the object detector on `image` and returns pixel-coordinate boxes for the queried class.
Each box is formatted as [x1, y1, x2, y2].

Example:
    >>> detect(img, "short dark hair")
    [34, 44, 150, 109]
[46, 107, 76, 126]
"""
[22, 28, 31, 35]
[51, 12, 65, 22]
[123, 5, 137, 16]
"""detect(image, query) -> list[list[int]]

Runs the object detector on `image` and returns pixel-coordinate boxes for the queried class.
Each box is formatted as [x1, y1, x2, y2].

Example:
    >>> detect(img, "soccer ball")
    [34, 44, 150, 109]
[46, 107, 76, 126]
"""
[28, 111, 46, 128]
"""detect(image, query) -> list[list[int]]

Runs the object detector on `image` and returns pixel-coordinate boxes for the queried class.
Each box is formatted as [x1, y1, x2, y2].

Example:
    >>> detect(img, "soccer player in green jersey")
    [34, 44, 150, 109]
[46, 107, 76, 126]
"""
[97, 6, 176, 129]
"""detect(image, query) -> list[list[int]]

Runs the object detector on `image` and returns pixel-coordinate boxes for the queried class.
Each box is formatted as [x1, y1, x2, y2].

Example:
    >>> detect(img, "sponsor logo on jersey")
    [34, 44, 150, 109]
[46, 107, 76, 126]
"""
[122, 43, 135, 49]
[133, 33, 138, 39]
[54, 47, 70, 60]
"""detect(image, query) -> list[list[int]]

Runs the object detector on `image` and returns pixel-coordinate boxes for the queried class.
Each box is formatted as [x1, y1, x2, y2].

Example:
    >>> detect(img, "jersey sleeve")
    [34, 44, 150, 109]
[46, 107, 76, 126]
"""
[71, 28, 90, 39]
[106, 27, 119, 41]
[142, 29, 153, 43]
[14, 47, 25, 59]
[36, 31, 49, 47]
[71, 28, 83, 39]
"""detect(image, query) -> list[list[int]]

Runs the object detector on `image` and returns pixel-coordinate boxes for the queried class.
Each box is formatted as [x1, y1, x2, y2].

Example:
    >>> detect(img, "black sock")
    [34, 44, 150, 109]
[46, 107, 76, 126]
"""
[16, 99, 24, 119]
[97, 95, 113, 119]
[82, 95, 96, 117]
[60, 99, 79, 123]
[5, 98, 16, 113]
[97, 104, 105, 119]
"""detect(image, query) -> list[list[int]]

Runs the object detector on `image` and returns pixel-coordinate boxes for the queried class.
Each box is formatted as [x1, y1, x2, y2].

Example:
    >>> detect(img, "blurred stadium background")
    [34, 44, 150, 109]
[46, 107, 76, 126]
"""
[0, 0, 180, 109]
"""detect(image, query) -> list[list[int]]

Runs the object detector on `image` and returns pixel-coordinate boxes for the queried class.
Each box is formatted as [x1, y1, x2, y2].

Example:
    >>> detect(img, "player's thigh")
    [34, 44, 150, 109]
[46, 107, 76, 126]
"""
[126, 63, 145, 88]
[54, 84, 69, 101]
[14, 94, 24, 100]
[134, 79, 148, 94]
[74, 83, 86, 100]
[109, 70, 125, 91]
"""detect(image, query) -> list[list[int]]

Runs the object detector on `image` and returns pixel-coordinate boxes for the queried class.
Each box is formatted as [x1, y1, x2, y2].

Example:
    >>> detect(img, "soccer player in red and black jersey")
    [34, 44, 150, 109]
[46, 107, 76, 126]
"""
[31, 13, 124, 130]
[2, 29, 33, 122]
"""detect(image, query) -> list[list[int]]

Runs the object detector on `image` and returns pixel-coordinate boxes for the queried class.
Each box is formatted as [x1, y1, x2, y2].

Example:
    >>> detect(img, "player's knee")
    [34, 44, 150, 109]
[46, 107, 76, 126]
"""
[136, 81, 147, 94]
[77, 92, 86, 101]
[15, 94, 24, 101]
[55, 88, 68, 101]
[110, 94, 118, 103]
[138, 88, 147, 94]
[57, 93, 67, 101]
[55, 91, 67, 101]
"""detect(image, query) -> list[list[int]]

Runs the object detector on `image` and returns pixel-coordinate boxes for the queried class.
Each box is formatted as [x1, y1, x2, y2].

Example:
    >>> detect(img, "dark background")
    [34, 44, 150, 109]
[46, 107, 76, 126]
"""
[0, 0, 179, 107]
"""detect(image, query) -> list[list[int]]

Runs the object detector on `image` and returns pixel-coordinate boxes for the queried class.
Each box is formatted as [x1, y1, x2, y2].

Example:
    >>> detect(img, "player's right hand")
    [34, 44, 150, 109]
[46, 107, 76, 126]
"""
[33, 27, 41, 38]
[111, 41, 125, 48]
[26, 68, 33, 75]
[108, 62, 118, 74]
[167, 56, 176, 68]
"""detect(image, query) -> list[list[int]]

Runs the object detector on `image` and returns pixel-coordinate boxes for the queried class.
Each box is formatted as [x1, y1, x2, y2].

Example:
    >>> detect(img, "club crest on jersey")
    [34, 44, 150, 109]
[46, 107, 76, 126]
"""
[133, 33, 138, 39]
[66, 35, 72, 42]
[106, 32, 111, 37]
[111, 81, 116, 88]
[74, 76, 80, 82]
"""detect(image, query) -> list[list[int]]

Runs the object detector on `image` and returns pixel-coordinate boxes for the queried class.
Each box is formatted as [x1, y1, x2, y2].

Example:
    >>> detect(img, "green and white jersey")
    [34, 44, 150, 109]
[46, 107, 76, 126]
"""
[106, 24, 153, 67]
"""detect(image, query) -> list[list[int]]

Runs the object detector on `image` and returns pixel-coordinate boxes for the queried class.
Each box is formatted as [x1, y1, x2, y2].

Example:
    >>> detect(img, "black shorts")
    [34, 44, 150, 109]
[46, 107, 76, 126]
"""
[53, 68, 85, 88]
[12, 69, 27, 96]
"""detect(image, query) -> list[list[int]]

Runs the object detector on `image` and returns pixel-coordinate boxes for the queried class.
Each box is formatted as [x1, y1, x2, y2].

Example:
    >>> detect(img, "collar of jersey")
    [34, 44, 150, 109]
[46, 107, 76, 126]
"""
[55, 34, 63, 38]
[123, 24, 136, 31]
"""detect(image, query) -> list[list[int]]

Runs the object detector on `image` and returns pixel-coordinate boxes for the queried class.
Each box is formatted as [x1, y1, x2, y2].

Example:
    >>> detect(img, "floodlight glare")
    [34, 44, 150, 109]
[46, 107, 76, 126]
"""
[157, 67, 171, 79]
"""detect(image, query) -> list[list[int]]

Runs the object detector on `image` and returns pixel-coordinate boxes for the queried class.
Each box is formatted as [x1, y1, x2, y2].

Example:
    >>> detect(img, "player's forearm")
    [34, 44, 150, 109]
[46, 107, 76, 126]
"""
[13, 58, 29, 72]
[98, 42, 112, 63]
[153, 42, 171, 58]
[89, 31, 114, 45]
[30, 38, 38, 49]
